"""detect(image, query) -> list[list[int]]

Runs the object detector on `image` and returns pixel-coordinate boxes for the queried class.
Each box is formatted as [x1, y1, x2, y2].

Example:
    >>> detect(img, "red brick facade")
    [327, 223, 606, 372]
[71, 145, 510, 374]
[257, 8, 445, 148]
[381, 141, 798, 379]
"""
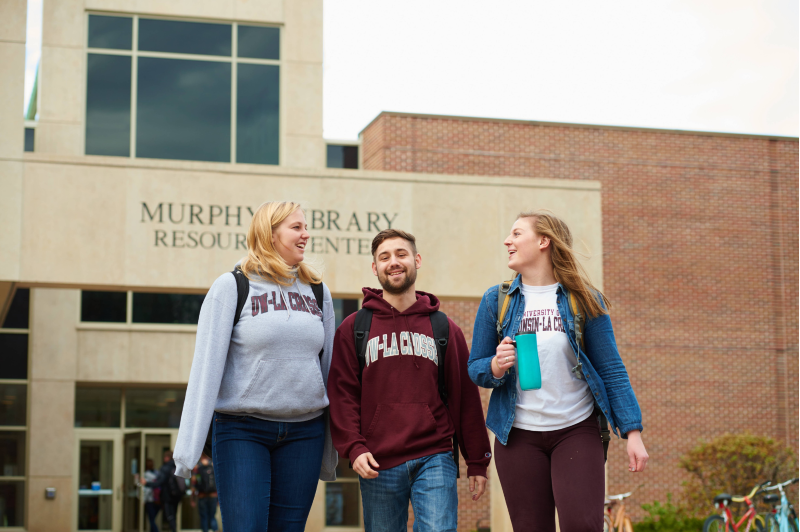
[362, 112, 799, 526]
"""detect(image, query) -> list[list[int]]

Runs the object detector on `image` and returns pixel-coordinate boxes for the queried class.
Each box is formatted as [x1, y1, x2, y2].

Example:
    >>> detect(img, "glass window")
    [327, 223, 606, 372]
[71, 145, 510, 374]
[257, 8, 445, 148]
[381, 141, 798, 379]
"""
[85, 54, 131, 157]
[238, 25, 280, 60]
[0, 384, 26, 427]
[237, 63, 279, 164]
[2, 288, 29, 329]
[0, 335, 27, 380]
[125, 388, 185, 428]
[327, 145, 359, 169]
[0, 481, 25, 527]
[139, 18, 231, 56]
[0, 432, 25, 477]
[75, 388, 121, 428]
[132, 293, 204, 324]
[81, 291, 127, 323]
[136, 57, 231, 162]
[85, 17, 280, 164]
[78, 441, 113, 530]
[88, 15, 132, 50]
[333, 299, 359, 329]
[24, 128, 34, 152]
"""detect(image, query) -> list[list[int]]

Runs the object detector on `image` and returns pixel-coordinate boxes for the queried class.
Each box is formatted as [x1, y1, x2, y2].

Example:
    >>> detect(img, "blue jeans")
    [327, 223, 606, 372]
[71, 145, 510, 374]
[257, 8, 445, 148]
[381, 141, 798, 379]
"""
[359, 452, 458, 532]
[197, 496, 218, 532]
[212, 412, 325, 532]
[144, 502, 160, 532]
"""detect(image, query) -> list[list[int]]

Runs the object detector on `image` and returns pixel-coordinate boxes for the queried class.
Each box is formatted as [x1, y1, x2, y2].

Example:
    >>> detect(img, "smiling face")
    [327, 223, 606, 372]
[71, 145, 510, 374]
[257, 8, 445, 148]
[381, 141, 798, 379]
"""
[271, 209, 310, 266]
[504, 217, 550, 273]
[371, 237, 421, 295]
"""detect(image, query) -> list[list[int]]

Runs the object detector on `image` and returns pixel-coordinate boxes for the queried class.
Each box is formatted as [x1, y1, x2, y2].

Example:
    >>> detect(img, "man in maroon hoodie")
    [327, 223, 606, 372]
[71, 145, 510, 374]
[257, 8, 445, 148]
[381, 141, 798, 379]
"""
[329, 229, 491, 532]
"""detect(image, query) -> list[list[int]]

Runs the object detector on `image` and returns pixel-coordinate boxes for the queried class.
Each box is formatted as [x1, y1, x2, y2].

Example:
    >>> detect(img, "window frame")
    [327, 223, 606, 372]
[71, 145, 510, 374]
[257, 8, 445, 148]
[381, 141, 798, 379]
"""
[0, 287, 31, 530]
[84, 12, 283, 165]
[325, 141, 361, 169]
[77, 290, 207, 331]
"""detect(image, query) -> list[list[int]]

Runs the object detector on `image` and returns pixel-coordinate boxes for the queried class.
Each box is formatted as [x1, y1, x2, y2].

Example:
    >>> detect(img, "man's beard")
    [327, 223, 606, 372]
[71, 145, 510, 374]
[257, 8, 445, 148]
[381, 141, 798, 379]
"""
[378, 266, 417, 295]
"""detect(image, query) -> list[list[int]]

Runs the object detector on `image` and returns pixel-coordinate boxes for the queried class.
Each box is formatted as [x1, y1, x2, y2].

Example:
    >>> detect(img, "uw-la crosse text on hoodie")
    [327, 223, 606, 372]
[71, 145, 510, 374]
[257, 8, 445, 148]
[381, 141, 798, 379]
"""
[328, 288, 491, 477]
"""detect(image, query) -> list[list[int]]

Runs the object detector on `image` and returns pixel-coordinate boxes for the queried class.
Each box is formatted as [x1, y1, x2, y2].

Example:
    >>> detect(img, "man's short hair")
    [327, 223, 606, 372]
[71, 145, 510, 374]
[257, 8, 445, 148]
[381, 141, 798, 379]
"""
[371, 229, 417, 258]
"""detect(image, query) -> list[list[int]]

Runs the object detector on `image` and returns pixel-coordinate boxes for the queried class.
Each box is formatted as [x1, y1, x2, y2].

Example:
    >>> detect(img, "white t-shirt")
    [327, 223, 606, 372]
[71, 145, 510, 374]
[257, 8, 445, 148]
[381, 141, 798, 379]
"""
[513, 283, 595, 431]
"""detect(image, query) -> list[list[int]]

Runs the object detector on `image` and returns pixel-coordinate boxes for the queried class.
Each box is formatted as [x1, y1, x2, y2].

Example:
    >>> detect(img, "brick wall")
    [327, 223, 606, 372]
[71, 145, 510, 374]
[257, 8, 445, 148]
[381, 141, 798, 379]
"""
[363, 112, 799, 524]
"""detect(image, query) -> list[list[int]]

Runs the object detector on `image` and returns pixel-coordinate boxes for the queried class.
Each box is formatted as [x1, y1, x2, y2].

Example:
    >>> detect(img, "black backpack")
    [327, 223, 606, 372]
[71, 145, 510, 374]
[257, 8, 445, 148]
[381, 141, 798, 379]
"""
[353, 308, 460, 477]
[167, 465, 185, 500]
[201, 268, 325, 458]
[195, 463, 216, 494]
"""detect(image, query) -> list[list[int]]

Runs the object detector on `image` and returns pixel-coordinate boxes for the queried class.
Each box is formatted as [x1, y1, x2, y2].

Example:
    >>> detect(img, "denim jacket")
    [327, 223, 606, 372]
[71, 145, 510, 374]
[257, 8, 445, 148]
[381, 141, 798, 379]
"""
[467, 275, 643, 445]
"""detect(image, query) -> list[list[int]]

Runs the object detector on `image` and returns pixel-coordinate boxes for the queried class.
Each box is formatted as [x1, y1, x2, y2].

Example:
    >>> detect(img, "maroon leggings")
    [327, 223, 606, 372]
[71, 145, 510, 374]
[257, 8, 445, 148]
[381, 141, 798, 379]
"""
[494, 415, 605, 532]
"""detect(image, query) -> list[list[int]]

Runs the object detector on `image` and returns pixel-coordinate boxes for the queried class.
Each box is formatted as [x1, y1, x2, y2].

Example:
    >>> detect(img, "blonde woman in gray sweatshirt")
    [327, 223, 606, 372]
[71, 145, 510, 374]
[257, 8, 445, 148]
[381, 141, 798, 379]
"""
[173, 201, 337, 532]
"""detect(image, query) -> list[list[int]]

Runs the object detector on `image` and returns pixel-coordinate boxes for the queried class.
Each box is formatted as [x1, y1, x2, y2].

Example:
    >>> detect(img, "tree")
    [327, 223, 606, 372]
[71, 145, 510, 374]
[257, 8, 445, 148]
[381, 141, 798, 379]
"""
[679, 433, 797, 516]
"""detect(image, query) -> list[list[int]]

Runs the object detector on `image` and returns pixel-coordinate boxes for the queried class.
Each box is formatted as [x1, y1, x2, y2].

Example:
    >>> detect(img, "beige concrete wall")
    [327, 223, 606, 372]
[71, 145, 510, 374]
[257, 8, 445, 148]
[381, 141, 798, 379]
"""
[11, 157, 602, 298]
[0, 0, 26, 282]
[0, 0, 26, 159]
[27, 289, 79, 532]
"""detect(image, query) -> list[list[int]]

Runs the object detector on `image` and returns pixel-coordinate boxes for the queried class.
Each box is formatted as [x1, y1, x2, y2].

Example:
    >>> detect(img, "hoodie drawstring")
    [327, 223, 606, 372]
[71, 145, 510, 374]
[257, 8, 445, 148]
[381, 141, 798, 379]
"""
[280, 278, 314, 321]
[278, 284, 290, 320]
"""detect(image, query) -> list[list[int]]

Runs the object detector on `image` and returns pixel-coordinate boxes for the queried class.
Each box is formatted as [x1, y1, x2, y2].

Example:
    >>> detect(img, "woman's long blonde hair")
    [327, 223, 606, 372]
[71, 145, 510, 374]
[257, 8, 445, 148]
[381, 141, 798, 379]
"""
[239, 201, 321, 287]
[518, 210, 610, 318]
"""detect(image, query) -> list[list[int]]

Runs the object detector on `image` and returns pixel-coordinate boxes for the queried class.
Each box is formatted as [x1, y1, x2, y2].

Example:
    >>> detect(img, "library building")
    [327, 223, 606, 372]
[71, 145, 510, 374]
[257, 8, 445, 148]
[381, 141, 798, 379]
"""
[0, 0, 796, 531]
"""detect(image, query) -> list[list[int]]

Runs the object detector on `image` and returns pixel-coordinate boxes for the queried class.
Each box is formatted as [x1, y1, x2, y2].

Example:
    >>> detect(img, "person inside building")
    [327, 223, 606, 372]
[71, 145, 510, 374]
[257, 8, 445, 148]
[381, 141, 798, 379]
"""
[140, 450, 184, 532]
[328, 229, 491, 532]
[468, 210, 649, 532]
[171, 201, 337, 532]
[190, 453, 218, 532]
[143, 458, 161, 532]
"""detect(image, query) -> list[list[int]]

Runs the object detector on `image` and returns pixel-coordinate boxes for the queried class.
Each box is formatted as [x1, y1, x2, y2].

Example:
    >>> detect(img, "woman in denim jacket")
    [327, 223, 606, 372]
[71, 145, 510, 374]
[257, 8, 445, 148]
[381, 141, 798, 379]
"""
[468, 210, 648, 532]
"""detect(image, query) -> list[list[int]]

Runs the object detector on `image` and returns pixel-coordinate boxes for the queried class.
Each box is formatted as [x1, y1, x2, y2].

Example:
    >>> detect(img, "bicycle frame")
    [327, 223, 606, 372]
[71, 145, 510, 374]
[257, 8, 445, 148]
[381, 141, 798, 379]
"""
[763, 478, 799, 532]
[716, 483, 767, 532]
[717, 500, 758, 532]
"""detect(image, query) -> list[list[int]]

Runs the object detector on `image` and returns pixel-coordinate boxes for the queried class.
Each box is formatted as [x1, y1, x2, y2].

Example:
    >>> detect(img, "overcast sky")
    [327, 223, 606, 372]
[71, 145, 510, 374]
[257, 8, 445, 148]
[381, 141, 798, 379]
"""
[323, 0, 798, 140]
[25, 0, 798, 139]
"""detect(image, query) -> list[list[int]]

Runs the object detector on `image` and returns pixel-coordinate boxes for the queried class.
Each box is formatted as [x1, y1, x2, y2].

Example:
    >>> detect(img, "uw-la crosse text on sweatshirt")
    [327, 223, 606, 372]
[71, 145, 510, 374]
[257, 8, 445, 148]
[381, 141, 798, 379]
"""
[328, 288, 491, 477]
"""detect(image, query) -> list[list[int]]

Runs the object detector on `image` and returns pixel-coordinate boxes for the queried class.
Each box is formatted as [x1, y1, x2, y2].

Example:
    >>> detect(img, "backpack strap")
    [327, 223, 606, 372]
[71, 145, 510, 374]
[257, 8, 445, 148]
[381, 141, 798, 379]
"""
[430, 311, 459, 478]
[496, 278, 515, 343]
[430, 311, 450, 407]
[231, 268, 250, 327]
[311, 282, 324, 313]
[353, 308, 373, 382]
[570, 291, 611, 462]
[311, 282, 325, 360]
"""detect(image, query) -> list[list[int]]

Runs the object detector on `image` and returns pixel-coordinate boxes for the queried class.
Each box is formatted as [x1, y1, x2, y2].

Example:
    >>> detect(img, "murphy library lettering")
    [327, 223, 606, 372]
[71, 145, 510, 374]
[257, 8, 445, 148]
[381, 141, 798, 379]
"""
[1, 0, 797, 531]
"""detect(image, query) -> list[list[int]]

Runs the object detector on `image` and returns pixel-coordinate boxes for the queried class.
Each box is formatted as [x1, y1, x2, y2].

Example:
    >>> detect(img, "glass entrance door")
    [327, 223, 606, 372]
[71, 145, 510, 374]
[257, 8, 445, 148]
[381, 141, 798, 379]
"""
[77, 439, 115, 531]
[123, 432, 143, 532]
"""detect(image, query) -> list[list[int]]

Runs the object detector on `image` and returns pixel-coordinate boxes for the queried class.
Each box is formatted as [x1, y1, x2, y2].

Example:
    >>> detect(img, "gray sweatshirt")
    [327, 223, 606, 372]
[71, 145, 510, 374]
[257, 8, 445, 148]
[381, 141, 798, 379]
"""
[173, 268, 338, 480]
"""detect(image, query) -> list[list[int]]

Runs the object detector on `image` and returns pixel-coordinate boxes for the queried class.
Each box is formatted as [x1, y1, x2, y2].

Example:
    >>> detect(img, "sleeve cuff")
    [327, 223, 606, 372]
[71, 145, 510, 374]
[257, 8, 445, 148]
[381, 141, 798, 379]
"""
[618, 423, 643, 438]
[174, 460, 192, 479]
[348, 444, 371, 466]
[466, 464, 488, 478]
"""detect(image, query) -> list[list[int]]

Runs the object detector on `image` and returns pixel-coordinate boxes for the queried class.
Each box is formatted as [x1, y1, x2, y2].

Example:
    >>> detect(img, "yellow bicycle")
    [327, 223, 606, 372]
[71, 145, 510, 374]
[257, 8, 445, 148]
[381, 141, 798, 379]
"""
[604, 491, 635, 532]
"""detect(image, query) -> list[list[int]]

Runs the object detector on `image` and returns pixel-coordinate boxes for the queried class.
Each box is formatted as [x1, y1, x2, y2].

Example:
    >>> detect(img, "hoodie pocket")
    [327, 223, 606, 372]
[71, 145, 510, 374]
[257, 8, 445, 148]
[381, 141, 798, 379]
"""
[365, 403, 438, 458]
[238, 358, 327, 417]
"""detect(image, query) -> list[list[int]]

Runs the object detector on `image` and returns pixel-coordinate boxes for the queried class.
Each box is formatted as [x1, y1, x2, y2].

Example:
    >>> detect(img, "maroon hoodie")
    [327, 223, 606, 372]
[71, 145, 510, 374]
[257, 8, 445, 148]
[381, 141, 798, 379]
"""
[329, 288, 491, 477]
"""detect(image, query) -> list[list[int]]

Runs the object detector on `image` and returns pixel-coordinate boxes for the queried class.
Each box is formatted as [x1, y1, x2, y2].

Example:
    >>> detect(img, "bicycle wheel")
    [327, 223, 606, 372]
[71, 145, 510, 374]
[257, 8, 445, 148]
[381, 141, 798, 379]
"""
[754, 514, 767, 532]
[704, 515, 727, 532]
[789, 514, 798, 532]
[765, 514, 779, 532]
[623, 517, 634, 532]
[603, 515, 613, 532]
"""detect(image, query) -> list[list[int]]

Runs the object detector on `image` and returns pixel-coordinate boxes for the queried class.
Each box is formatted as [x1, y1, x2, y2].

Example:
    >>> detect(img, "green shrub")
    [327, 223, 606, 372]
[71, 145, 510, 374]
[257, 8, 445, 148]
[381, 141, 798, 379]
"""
[678, 433, 797, 517]
[634, 494, 704, 532]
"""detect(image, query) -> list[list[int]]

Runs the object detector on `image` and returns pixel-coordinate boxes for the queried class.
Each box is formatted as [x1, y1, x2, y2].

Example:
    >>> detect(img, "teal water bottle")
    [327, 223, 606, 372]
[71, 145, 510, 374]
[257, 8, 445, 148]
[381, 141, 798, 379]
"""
[514, 332, 541, 390]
